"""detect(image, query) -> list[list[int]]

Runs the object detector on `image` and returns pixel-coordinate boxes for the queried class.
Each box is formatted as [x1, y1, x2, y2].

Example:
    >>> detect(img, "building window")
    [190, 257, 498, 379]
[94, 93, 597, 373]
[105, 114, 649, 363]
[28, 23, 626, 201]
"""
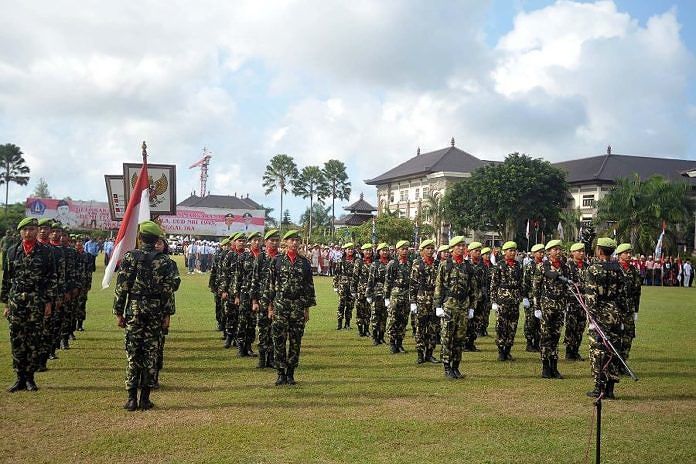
[582, 194, 595, 207]
[400, 190, 408, 202]
[422, 186, 429, 198]
[581, 216, 593, 228]
[415, 188, 420, 200]
[389, 192, 394, 203]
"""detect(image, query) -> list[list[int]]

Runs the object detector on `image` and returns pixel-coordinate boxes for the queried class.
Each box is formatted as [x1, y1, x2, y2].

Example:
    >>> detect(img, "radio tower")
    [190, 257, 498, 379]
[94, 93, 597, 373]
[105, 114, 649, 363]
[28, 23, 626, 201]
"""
[189, 147, 212, 197]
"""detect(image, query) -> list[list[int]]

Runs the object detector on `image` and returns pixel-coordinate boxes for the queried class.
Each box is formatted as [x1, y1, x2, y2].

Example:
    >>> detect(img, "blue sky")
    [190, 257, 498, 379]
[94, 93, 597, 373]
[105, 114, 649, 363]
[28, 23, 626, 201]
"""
[1, 0, 694, 224]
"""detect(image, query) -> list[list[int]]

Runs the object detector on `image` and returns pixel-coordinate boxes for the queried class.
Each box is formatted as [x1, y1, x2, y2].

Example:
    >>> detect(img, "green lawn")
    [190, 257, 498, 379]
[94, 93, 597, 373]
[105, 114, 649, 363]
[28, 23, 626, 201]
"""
[1, 255, 695, 463]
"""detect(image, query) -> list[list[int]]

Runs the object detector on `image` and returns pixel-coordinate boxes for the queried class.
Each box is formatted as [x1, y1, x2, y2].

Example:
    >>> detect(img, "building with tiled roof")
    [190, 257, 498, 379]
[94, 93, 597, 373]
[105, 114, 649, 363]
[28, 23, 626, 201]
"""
[334, 193, 376, 228]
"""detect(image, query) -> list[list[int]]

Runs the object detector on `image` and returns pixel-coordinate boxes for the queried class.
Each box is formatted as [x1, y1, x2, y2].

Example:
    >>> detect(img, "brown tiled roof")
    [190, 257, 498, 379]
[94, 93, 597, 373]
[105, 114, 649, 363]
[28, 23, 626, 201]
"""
[344, 193, 376, 213]
[334, 213, 373, 226]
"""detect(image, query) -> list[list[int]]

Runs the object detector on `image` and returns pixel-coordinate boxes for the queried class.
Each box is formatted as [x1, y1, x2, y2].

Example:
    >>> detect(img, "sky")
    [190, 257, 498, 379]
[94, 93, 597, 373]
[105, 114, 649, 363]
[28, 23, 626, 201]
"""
[1, 0, 695, 223]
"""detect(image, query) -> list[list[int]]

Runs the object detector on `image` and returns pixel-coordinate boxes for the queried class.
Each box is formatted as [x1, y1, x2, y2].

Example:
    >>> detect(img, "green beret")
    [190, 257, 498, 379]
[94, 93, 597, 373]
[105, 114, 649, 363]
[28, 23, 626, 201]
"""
[616, 243, 632, 254]
[437, 244, 450, 253]
[139, 220, 162, 237]
[17, 217, 38, 230]
[283, 230, 300, 240]
[545, 239, 562, 250]
[395, 240, 409, 249]
[376, 242, 388, 251]
[419, 239, 435, 251]
[235, 232, 247, 241]
[502, 241, 517, 251]
[37, 218, 53, 227]
[570, 242, 585, 252]
[360, 243, 373, 251]
[468, 241, 482, 251]
[220, 237, 230, 246]
[342, 242, 354, 249]
[531, 244, 545, 253]
[264, 229, 280, 240]
[481, 247, 491, 254]
[597, 237, 617, 249]
[449, 236, 466, 248]
[246, 231, 261, 240]
[50, 221, 63, 230]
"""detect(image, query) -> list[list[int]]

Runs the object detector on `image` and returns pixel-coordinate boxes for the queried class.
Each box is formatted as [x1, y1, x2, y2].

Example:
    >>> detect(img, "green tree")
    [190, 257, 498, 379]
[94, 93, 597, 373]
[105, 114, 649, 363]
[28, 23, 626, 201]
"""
[292, 165, 327, 240]
[596, 174, 694, 255]
[442, 153, 568, 241]
[33, 177, 51, 198]
[322, 159, 351, 237]
[558, 207, 582, 242]
[352, 214, 414, 246]
[299, 204, 332, 229]
[263, 154, 298, 231]
[420, 192, 444, 244]
[259, 204, 277, 228]
[0, 144, 31, 216]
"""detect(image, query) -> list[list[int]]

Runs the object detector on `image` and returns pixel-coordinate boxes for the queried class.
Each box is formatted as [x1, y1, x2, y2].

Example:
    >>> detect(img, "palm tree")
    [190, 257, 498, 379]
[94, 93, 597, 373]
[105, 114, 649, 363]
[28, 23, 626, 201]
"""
[421, 192, 444, 245]
[321, 159, 351, 237]
[292, 166, 327, 241]
[262, 154, 298, 231]
[0, 144, 30, 216]
[558, 207, 582, 242]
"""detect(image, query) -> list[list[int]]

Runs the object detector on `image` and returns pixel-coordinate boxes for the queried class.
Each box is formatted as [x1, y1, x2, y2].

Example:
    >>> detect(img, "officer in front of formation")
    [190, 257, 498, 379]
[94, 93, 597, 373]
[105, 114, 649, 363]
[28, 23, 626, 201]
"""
[2, 217, 56, 392]
[490, 241, 524, 362]
[384, 240, 411, 354]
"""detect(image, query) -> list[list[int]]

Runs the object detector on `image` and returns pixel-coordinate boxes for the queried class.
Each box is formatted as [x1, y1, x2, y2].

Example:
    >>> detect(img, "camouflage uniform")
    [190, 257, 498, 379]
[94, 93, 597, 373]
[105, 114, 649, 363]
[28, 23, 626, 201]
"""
[155, 254, 180, 387]
[60, 242, 80, 349]
[265, 252, 316, 374]
[76, 250, 95, 330]
[565, 259, 588, 359]
[410, 257, 438, 361]
[490, 259, 524, 359]
[366, 257, 389, 344]
[46, 240, 66, 360]
[233, 248, 261, 355]
[434, 256, 475, 377]
[465, 258, 486, 350]
[477, 260, 493, 336]
[1, 240, 56, 386]
[333, 256, 356, 329]
[619, 261, 641, 362]
[384, 257, 411, 352]
[351, 255, 373, 337]
[522, 258, 541, 351]
[209, 246, 227, 331]
[219, 249, 243, 347]
[250, 249, 278, 368]
[533, 259, 569, 376]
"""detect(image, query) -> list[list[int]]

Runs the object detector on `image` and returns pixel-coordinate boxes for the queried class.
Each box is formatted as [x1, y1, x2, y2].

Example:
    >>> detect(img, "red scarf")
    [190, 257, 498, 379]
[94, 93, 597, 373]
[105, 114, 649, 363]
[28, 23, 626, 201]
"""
[505, 258, 516, 267]
[22, 239, 37, 255]
[346, 254, 354, 262]
[267, 248, 278, 258]
[471, 257, 480, 264]
[550, 258, 561, 269]
[453, 254, 463, 264]
[364, 257, 372, 265]
[380, 256, 389, 265]
[576, 259, 584, 269]
[287, 250, 297, 264]
[423, 256, 434, 266]
[38, 237, 49, 244]
[534, 257, 543, 264]
[50, 239, 60, 246]
[251, 247, 260, 258]
[620, 261, 630, 271]
[399, 257, 408, 264]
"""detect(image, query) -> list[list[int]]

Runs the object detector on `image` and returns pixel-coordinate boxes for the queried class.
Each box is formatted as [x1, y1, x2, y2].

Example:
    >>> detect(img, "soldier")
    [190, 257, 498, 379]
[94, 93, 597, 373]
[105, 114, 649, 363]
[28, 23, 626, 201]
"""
[384, 240, 412, 354]
[152, 236, 180, 389]
[565, 242, 588, 360]
[233, 231, 262, 357]
[463, 241, 485, 352]
[478, 247, 493, 337]
[48, 222, 67, 360]
[219, 233, 245, 349]
[434, 236, 475, 379]
[35, 218, 59, 372]
[490, 241, 525, 361]
[333, 243, 356, 330]
[352, 243, 374, 338]
[366, 242, 389, 345]
[209, 237, 230, 333]
[113, 220, 178, 411]
[265, 230, 316, 386]
[585, 238, 625, 399]
[522, 244, 544, 352]
[533, 239, 569, 379]
[59, 231, 80, 349]
[251, 229, 280, 369]
[616, 242, 641, 372]
[74, 237, 95, 333]
[2, 217, 56, 392]
[410, 239, 440, 364]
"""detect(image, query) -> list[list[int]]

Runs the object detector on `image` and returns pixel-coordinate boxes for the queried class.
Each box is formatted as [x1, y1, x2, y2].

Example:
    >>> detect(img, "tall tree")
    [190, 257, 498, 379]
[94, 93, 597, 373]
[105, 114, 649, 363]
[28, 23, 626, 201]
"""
[420, 192, 444, 245]
[322, 159, 351, 237]
[262, 154, 298, 230]
[352, 214, 414, 246]
[299, 204, 332, 235]
[33, 177, 51, 198]
[259, 204, 277, 228]
[0, 144, 31, 216]
[292, 165, 327, 240]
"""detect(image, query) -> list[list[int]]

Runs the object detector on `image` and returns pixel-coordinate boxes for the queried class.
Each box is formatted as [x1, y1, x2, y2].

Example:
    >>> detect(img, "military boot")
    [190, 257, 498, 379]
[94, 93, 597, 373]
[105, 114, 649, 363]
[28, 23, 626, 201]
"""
[275, 368, 287, 386]
[257, 350, 267, 369]
[337, 318, 343, 330]
[344, 319, 351, 330]
[152, 370, 160, 389]
[77, 319, 85, 331]
[497, 348, 506, 361]
[7, 373, 26, 393]
[390, 340, 399, 354]
[60, 337, 70, 350]
[605, 380, 616, 400]
[451, 361, 464, 379]
[565, 346, 574, 360]
[425, 348, 441, 364]
[541, 359, 552, 379]
[372, 330, 380, 346]
[139, 387, 154, 410]
[246, 343, 258, 357]
[25, 373, 38, 391]
[574, 348, 584, 361]
[505, 346, 514, 361]
[123, 388, 138, 411]
[237, 343, 248, 357]
[526, 340, 536, 352]
[551, 358, 563, 379]
[416, 350, 425, 364]
[266, 350, 274, 368]
[379, 331, 386, 344]
[397, 339, 406, 353]
[286, 367, 296, 385]
[444, 362, 456, 379]
[586, 379, 604, 398]
[224, 333, 233, 349]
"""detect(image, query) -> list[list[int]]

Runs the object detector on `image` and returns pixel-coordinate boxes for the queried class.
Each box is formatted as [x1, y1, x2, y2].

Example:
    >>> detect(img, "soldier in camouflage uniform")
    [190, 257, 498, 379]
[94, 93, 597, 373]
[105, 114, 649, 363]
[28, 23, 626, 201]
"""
[616, 243, 641, 372]
[251, 229, 280, 369]
[47, 222, 67, 361]
[59, 231, 80, 349]
[74, 237, 95, 333]
[352, 243, 374, 338]
[434, 236, 475, 379]
[113, 221, 178, 411]
[585, 238, 625, 399]
[522, 244, 544, 352]
[265, 230, 316, 386]
[333, 243, 356, 330]
[209, 237, 230, 333]
[366, 242, 389, 345]
[477, 247, 493, 337]
[410, 239, 440, 364]
[564, 242, 588, 360]
[464, 241, 485, 352]
[219, 233, 245, 349]
[533, 239, 569, 378]
[384, 240, 412, 354]
[490, 241, 524, 362]
[35, 218, 59, 371]
[233, 231, 262, 357]
[2, 218, 56, 392]
[153, 236, 180, 389]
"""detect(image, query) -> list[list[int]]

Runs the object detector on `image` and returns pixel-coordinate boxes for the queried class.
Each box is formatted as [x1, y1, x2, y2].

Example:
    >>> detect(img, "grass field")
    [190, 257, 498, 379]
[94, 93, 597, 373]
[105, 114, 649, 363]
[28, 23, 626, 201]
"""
[1, 255, 695, 463]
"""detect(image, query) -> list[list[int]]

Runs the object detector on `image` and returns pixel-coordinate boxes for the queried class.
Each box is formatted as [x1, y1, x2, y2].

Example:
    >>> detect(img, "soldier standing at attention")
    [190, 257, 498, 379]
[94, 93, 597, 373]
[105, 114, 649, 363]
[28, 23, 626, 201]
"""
[384, 240, 411, 354]
[220, 233, 245, 349]
[74, 237, 95, 333]
[251, 229, 280, 369]
[464, 241, 484, 352]
[565, 242, 588, 360]
[265, 230, 316, 386]
[616, 243, 641, 373]
[366, 242, 390, 345]
[434, 236, 475, 379]
[522, 244, 544, 352]
[209, 237, 230, 333]
[59, 231, 80, 349]
[333, 243, 356, 330]
[534, 239, 569, 379]
[585, 238, 625, 399]
[352, 243, 374, 338]
[153, 235, 180, 389]
[35, 218, 59, 372]
[233, 231, 262, 357]
[2, 218, 56, 392]
[48, 222, 67, 361]
[478, 247, 493, 337]
[490, 241, 524, 362]
[113, 221, 178, 411]
[410, 239, 440, 364]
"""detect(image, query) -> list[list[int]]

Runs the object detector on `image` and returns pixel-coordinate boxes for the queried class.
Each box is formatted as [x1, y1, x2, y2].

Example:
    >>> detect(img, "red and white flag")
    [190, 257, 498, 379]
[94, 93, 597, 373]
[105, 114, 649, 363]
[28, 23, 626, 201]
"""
[101, 162, 151, 288]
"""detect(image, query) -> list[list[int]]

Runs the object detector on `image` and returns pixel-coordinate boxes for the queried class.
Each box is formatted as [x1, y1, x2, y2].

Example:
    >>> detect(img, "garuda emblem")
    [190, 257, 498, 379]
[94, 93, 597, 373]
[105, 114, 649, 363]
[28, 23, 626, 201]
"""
[131, 172, 168, 207]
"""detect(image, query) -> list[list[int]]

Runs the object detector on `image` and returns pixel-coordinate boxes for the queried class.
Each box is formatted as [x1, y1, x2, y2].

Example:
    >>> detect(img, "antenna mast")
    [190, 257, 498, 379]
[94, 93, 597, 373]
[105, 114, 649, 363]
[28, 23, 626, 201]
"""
[189, 147, 212, 197]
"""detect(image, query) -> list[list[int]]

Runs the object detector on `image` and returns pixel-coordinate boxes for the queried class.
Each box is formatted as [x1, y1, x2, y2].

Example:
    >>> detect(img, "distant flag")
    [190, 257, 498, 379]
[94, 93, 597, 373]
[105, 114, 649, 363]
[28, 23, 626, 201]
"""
[102, 160, 151, 288]
[490, 247, 497, 265]
[371, 217, 377, 245]
[557, 221, 564, 240]
[525, 219, 530, 239]
[654, 222, 666, 263]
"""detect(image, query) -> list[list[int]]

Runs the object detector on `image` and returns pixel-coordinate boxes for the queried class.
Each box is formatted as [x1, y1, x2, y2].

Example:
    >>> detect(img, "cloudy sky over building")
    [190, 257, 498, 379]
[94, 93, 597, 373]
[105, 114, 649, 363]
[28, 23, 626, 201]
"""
[2, 0, 695, 221]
